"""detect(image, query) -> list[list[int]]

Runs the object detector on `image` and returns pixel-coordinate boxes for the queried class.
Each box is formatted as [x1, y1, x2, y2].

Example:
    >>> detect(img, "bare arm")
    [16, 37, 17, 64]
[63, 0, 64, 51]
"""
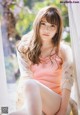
[60, 89, 70, 114]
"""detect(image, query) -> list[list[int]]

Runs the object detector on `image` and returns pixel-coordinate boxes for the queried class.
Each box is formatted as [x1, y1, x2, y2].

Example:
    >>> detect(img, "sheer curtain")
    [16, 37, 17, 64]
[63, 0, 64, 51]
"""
[67, 3, 80, 114]
[0, 22, 9, 112]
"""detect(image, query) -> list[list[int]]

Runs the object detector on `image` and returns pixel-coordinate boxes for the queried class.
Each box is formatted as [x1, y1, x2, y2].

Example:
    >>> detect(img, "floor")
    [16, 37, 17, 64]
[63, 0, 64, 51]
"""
[7, 83, 17, 114]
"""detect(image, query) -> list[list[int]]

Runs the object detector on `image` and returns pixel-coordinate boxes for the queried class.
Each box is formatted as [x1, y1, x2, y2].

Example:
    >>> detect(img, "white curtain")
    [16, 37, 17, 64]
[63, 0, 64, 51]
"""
[0, 22, 9, 113]
[67, 3, 80, 114]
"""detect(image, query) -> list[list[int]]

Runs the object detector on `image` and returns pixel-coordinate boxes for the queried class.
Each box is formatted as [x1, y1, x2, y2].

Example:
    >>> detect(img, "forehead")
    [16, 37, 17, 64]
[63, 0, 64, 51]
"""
[41, 17, 57, 26]
[41, 18, 53, 25]
[41, 17, 57, 24]
[41, 17, 47, 22]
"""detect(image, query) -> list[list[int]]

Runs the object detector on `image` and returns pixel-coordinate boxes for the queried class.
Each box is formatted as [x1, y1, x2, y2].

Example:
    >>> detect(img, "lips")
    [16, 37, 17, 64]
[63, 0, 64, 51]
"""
[42, 34, 49, 36]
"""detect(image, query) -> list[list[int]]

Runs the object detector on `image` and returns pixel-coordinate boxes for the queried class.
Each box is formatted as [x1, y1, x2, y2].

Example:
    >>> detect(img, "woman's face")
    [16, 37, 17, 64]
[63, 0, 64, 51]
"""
[39, 17, 57, 42]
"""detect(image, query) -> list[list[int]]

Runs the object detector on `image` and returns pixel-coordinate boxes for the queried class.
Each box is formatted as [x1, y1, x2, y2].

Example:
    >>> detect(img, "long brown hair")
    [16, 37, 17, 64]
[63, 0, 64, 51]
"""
[19, 6, 63, 64]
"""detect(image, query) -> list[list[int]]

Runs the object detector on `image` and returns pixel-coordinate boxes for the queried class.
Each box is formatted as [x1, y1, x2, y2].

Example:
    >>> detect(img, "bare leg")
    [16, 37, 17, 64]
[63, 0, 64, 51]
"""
[23, 79, 61, 115]
[9, 80, 44, 115]
[9, 79, 62, 115]
[23, 80, 42, 115]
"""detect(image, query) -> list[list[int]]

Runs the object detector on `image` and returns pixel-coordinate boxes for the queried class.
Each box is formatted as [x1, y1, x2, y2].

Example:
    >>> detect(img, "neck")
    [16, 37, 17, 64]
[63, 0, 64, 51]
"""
[42, 41, 54, 50]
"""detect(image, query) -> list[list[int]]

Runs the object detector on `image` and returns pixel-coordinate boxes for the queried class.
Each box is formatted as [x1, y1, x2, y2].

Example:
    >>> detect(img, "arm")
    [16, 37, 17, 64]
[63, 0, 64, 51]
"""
[17, 51, 32, 79]
[57, 43, 74, 115]
[17, 33, 33, 79]
[59, 89, 70, 114]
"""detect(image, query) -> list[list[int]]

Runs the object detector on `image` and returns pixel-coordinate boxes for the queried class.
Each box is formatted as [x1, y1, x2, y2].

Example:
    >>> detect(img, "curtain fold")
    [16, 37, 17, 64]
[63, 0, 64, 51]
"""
[67, 3, 80, 114]
[0, 22, 9, 111]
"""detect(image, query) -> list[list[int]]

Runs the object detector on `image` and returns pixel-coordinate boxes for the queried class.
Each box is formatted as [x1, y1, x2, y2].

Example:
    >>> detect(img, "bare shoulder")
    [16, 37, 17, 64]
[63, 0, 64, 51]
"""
[59, 42, 73, 62]
[17, 30, 33, 53]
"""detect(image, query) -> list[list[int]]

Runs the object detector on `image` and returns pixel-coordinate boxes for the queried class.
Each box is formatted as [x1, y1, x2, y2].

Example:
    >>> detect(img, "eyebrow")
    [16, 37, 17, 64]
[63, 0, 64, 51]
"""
[40, 21, 57, 26]
[41, 20, 46, 22]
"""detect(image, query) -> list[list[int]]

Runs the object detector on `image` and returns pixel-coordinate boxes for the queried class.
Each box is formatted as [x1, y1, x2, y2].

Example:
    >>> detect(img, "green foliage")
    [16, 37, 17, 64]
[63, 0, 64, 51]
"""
[9, 0, 69, 41]
[16, 9, 35, 35]
[32, 0, 68, 26]
[65, 33, 70, 42]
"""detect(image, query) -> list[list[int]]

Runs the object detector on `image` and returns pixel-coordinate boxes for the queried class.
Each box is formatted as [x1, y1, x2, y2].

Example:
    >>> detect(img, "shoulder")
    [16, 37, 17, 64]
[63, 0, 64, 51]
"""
[59, 42, 73, 63]
[21, 30, 33, 41]
[17, 30, 33, 53]
[17, 31, 33, 65]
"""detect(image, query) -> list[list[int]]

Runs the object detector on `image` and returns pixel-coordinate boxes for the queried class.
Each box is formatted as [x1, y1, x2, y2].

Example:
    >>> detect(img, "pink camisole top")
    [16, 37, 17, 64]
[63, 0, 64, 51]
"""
[30, 53, 63, 95]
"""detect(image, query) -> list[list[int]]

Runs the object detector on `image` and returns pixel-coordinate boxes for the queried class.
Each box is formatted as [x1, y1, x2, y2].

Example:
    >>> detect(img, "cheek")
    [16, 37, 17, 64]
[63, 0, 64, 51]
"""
[52, 29, 57, 36]
[39, 29, 42, 36]
[51, 32, 56, 37]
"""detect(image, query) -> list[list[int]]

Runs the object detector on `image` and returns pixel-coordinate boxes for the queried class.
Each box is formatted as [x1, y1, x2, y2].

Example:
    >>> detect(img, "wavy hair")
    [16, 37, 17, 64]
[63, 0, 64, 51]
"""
[21, 6, 63, 64]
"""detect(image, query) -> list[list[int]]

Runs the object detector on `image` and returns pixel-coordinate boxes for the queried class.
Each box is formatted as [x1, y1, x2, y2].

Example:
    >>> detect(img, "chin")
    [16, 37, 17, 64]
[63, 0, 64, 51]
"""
[41, 38, 51, 41]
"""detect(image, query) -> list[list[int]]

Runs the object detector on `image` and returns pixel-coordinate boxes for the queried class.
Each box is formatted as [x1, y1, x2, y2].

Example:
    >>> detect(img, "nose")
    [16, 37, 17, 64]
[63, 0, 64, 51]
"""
[46, 25, 50, 30]
[44, 25, 50, 32]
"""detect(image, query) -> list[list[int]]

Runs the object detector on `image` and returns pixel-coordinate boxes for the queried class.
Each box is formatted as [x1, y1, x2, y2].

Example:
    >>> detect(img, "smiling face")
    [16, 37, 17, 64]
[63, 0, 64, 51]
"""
[39, 18, 57, 42]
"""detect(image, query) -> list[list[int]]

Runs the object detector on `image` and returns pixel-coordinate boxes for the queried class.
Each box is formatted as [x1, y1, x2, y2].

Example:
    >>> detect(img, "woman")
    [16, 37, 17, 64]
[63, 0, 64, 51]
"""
[9, 6, 77, 115]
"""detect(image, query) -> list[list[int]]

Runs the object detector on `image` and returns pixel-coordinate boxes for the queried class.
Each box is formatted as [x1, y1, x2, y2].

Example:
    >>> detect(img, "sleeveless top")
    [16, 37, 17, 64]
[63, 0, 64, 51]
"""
[30, 52, 63, 95]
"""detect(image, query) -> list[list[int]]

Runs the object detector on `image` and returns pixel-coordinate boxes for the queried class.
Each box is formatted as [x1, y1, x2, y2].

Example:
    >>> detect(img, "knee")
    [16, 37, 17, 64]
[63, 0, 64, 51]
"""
[24, 79, 39, 92]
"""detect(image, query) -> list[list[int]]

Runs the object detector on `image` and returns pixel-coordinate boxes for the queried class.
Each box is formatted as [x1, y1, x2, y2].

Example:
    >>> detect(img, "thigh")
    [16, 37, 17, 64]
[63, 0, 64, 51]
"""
[17, 78, 61, 115]
[34, 80, 62, 115]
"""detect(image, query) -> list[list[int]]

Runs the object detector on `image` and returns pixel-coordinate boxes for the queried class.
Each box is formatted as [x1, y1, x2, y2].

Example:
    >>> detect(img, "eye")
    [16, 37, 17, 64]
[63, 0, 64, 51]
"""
[51, 24, 55, 27]
[40, 22, 45, 25]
